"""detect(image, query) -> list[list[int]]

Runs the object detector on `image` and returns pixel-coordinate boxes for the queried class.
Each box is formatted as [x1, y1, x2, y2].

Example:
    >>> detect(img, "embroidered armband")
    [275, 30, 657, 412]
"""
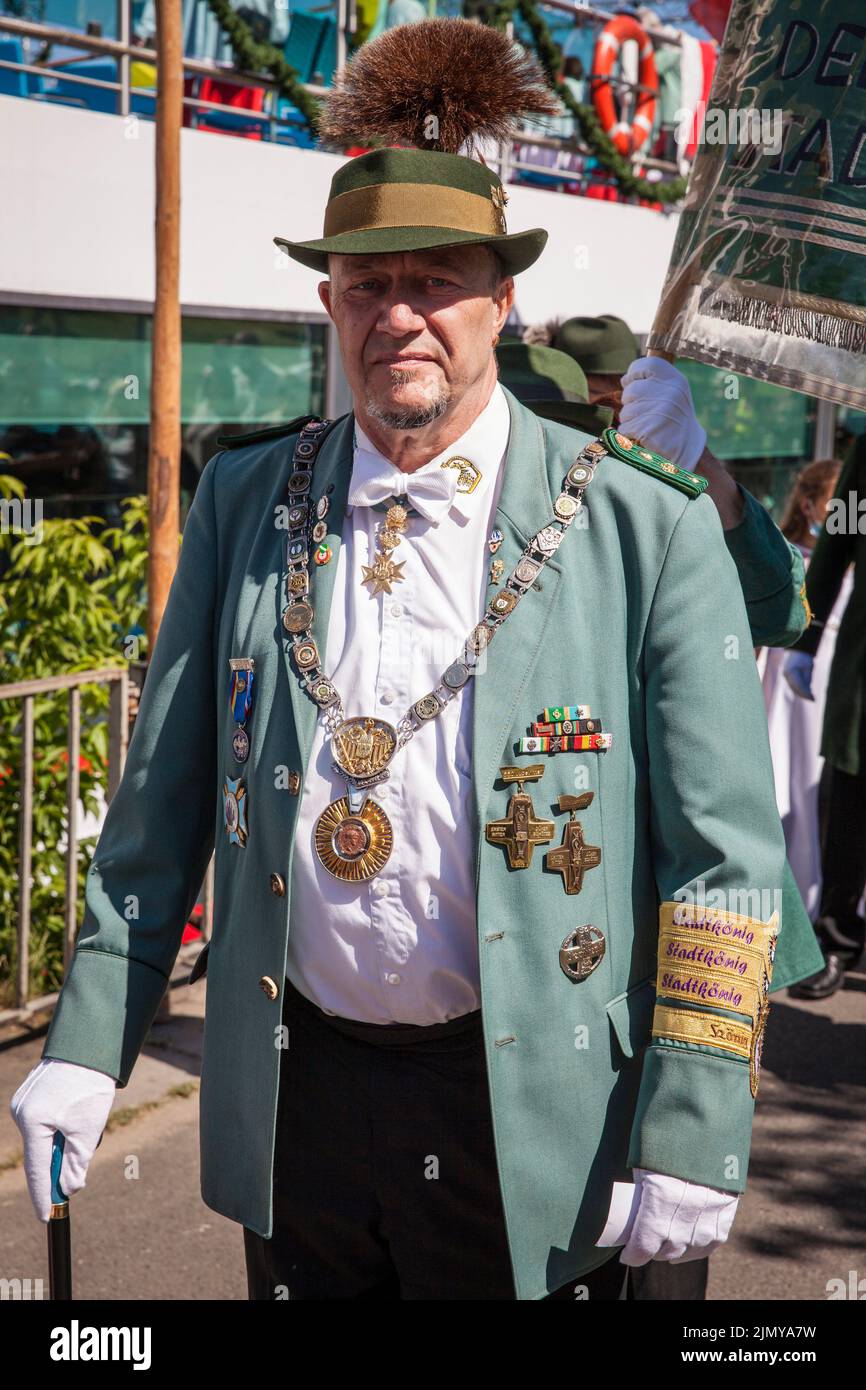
[651, 901, 779, 1097]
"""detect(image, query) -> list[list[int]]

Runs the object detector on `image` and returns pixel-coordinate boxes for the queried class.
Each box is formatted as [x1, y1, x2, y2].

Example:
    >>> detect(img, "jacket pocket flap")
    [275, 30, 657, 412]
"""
[605, 975, 655, 1059]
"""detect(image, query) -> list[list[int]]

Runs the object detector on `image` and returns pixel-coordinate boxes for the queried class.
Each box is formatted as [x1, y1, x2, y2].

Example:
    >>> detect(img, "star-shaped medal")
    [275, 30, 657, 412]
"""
[361, 553, 406, 595]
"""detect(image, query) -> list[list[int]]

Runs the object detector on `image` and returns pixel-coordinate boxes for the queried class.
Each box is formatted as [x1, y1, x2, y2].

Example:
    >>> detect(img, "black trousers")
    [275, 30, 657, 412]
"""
[815, 764, 866, 966]
[243, 974, 638, 1301]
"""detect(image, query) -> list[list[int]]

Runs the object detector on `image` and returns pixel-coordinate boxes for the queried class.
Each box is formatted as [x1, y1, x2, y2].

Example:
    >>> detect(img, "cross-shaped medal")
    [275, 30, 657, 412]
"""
[545, 793, 601, 894]
[485, 764, 554, 869]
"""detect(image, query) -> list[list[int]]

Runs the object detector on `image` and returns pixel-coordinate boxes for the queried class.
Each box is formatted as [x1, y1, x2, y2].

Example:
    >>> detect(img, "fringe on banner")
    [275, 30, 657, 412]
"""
[698, 288, 866, 354]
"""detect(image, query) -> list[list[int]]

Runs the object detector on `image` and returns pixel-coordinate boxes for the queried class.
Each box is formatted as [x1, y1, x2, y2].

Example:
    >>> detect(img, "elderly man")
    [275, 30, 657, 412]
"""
[13, 21, 788, 1301]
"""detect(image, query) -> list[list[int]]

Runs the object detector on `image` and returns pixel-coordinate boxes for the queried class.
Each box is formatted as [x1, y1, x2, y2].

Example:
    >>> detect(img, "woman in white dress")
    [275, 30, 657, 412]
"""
[759, 459, 849, 920]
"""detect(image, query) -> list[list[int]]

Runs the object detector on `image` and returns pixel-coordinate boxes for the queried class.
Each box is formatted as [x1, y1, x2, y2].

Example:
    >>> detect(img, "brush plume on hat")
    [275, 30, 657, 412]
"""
[317, 18, 559, 156]
[274, 19, 557, 277]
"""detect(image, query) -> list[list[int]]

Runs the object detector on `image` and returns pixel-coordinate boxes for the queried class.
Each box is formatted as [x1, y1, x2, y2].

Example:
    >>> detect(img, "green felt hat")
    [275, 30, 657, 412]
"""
[496, 342, 614, 434]
[553, 314, 640, 376]
[275, 147, 548, 276]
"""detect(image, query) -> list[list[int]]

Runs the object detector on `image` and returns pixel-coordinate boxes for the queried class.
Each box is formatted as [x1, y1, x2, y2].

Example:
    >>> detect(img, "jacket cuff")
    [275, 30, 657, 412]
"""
[627, 1046, 754, 1192]
[41, 947, 170, 1088]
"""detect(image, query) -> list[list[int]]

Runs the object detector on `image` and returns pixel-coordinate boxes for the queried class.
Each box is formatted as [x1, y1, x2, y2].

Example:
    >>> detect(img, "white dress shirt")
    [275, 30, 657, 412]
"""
[286, 382, 512, 1023]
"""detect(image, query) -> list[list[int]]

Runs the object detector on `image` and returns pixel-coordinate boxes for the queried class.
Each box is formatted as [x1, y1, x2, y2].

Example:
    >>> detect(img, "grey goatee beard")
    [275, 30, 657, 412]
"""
[364, 370, 450, 430]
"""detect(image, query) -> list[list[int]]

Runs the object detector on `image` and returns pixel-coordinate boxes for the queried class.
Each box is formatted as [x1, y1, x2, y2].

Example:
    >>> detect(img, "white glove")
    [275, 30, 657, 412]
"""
[783, 651, 815, 701]
[619, 1168, 739, 1266]
[9, 1058, 116, 1222]
[618, 356, 707, 473]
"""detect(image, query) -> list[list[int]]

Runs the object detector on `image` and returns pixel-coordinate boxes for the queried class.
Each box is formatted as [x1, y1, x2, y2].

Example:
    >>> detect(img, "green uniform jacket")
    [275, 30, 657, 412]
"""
[723, 485, 809, 650]
[42, 389, 808, 1298]
[794, 437, 865, 776]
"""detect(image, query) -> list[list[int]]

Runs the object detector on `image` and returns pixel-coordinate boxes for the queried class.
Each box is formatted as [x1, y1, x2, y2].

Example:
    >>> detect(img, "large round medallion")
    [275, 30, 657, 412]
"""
[314, 796, 393, 881]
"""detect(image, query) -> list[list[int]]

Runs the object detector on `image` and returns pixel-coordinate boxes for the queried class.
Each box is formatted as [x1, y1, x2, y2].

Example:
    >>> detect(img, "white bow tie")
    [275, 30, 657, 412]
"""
[348, 448, 461, 525]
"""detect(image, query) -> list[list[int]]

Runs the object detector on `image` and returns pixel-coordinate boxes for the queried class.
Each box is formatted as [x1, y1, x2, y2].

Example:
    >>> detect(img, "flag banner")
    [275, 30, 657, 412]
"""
[648, 0, 866, 410]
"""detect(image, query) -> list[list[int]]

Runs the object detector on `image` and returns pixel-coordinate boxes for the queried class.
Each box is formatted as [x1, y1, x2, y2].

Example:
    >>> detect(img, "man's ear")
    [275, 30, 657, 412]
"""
[495, 276, 515, 332]
[317, 280, 333, 318]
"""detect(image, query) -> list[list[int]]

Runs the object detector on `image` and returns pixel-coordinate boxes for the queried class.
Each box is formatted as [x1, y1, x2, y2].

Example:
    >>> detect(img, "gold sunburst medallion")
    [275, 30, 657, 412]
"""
[314, 796, 393, 881]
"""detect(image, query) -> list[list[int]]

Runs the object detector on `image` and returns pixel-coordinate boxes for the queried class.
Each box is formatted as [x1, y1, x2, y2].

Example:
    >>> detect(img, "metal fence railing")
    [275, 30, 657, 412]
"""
[0, 665, 213, 1027]
[0, 2, 686, 189]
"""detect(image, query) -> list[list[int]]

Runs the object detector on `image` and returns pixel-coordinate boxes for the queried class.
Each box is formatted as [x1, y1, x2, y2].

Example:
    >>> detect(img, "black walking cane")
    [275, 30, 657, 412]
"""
[48, 1131, 72, 1300]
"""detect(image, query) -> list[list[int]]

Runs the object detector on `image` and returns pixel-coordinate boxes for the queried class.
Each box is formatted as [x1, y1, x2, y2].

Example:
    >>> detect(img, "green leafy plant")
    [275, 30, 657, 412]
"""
[0, 477, 151, 1008]
[205, 0, 688, 202]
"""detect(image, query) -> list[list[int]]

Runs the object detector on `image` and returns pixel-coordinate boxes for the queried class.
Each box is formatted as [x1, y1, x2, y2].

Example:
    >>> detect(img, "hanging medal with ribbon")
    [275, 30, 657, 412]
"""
[229, 658, 255, 763]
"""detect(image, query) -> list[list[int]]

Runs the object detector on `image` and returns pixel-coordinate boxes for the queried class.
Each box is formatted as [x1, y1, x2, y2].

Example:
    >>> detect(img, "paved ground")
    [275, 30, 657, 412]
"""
[1, 950, 864, 1302]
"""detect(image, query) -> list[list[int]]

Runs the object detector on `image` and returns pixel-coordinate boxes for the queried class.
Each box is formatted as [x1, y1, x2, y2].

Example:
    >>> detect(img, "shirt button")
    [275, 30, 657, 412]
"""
[390, 603, 404, 618]
[372, 879, 389, 897]
[385, 973, 401, 986]
[379, 690, 395, 705]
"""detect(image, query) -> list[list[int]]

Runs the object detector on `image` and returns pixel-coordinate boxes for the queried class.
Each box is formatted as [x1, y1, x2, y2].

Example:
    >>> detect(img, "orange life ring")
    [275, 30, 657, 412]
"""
[591, 16, 658, 156]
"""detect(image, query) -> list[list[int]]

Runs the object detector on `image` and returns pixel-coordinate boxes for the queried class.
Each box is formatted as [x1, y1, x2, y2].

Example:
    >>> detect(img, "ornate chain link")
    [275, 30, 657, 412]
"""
[279, 422, 607, 779]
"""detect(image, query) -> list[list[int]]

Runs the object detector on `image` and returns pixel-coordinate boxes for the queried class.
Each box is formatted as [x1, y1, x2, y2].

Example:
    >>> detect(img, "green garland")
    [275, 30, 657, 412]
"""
[494, 0, 688, 204]
[204, 0, 320, 130]
[204, 0, 687, 201]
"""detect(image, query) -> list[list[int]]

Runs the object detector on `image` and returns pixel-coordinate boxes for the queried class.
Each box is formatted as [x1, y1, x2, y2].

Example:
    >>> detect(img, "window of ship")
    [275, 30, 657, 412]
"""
[0, 305, 327, 525]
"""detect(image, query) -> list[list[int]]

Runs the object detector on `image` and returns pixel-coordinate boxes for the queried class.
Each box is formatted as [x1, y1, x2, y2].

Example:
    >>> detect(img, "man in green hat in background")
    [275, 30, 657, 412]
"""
[495, 341, 614, 437]
[12, 19, 819, 1301]
[550, 314, 812, 651]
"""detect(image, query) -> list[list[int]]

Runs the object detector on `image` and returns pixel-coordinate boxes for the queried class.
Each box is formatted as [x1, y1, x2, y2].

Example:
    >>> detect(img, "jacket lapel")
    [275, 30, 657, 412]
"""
[282, 411, 354, 777]
[468, 387, 570, 876]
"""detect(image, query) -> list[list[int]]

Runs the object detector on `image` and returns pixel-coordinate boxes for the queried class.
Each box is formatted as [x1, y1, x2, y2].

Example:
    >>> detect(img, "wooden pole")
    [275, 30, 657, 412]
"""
[148, 0, 183, 656]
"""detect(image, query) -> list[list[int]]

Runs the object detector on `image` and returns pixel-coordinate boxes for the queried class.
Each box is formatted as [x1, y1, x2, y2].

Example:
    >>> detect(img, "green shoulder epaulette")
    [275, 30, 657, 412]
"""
[216, 415, 321, 449]
[601, 427, 708, 499]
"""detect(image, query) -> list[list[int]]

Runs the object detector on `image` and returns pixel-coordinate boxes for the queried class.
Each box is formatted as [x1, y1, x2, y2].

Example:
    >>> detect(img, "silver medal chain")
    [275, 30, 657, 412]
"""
[280, 421, 606, 769]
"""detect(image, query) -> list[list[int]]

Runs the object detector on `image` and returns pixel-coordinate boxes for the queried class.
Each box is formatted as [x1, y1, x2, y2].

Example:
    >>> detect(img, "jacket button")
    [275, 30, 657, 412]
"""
[259, 976, 280, 1000]
[269, 872, 286, 896]
[287, 771, 301, 795]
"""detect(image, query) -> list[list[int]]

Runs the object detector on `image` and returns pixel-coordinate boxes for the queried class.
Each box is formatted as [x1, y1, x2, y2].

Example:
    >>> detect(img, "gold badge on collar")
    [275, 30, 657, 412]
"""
[440, 456, 482, 494]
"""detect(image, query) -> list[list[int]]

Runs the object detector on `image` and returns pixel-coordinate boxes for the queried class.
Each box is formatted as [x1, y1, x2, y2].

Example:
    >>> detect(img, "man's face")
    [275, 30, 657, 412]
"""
[318, 246, 513, 430]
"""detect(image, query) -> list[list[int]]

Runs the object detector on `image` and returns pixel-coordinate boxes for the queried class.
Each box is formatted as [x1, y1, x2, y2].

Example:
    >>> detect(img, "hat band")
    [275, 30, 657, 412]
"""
[323, 181, 505, 239]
